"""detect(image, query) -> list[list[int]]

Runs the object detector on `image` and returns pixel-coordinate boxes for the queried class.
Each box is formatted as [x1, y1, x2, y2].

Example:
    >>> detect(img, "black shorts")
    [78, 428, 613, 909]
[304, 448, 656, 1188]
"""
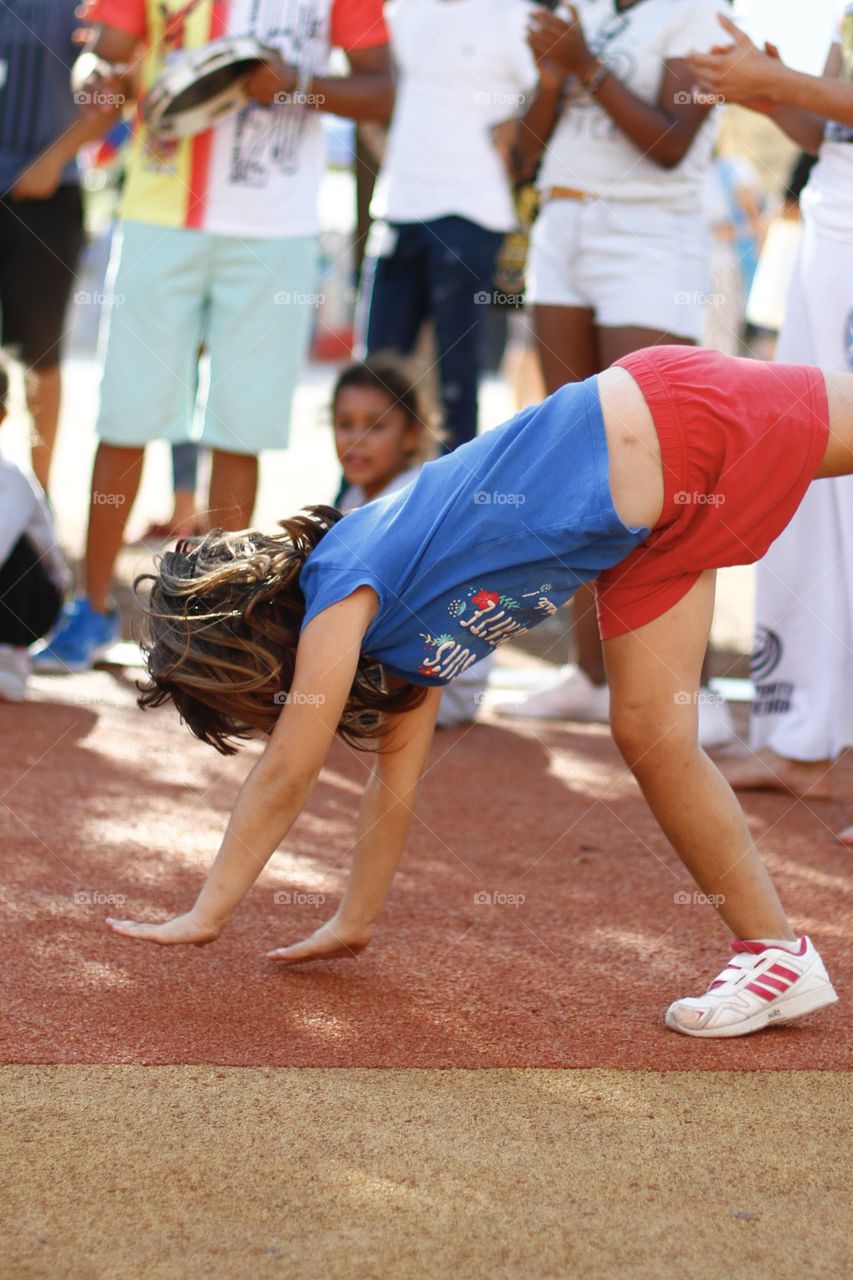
[0, 184, 85, 369]
[0, 534, 63, 645]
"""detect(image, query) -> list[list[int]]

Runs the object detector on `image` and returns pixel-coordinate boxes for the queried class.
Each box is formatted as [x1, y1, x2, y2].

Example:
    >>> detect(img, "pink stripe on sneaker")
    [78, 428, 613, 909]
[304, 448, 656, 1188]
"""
[755, 974, 789, 993]
[746, 981, 777, 1001]
[768, 964, 799, 982]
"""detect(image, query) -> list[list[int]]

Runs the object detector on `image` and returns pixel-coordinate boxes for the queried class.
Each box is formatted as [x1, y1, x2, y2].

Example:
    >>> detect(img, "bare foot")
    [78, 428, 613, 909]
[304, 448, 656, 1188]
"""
[838, 826, 853, 847]
[719, 748, 833, 800]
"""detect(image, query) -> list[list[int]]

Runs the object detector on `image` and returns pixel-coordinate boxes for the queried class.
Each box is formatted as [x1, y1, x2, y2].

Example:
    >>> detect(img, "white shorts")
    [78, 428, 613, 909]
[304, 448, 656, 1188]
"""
[527, 197, 711, 340]
[750, 217, 853, 761]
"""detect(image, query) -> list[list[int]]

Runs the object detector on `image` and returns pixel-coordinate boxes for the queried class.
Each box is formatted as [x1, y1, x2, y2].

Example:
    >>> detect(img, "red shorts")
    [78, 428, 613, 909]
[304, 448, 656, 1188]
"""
[595, 346, 830, 640]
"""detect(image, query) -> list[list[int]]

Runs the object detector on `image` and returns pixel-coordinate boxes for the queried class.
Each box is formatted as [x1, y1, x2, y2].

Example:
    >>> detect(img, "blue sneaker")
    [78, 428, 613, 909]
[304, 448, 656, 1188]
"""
[31, 596, 120, 673]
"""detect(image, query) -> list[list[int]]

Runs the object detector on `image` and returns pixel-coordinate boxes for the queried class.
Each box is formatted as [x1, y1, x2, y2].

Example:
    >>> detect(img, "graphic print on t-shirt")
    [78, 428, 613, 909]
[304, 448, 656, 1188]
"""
[417, 581, 561, 681]
[228, 0, 324, 186]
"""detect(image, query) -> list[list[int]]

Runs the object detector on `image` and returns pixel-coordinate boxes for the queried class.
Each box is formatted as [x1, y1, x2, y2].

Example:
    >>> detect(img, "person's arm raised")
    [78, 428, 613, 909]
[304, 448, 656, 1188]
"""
[267, 680, 442, 965]
[106, 586, 379, 946]
[689, 15, 842, 154]
[13, 23, 140, 200]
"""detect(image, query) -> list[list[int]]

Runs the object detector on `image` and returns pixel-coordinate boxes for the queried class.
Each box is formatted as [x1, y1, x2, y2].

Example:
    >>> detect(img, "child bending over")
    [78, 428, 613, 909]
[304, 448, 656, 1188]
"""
[107, 346, 852, 1038]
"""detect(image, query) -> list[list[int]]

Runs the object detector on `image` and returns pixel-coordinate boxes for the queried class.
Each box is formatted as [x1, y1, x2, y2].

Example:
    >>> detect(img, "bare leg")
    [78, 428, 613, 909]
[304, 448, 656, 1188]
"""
[86, 443, 145, 613]
[820, 371, 853, 477]
[532, 304, 598, 393]
[604, 571, 794, 941]
[26, 365, 62, 494]
[208, 450, 258, 531]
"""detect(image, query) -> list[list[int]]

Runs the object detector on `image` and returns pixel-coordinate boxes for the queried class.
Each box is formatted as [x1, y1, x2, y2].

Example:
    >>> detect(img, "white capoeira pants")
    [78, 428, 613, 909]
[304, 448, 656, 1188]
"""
[750, 217, 853, 761]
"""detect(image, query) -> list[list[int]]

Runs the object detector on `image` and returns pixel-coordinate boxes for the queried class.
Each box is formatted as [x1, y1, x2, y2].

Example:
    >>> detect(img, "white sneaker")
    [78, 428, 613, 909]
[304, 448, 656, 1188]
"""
[0, 646, 29, 702]
[666, 937, 838, 1038]
[697, 689, 736, 749]
[497, 666, 610, 723]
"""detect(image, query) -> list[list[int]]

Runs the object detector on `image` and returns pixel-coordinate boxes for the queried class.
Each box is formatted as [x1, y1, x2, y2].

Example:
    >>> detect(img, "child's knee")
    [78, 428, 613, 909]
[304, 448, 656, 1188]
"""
[610, 697, 697, 769]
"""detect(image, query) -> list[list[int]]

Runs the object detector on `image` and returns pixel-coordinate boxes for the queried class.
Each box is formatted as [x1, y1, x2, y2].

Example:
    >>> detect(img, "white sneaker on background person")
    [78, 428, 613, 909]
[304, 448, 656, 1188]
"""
[497, 666, 610, 723]
[498, 670, 737, 746]
[697, 689, 737, 749]
[0, 646, 29, 702]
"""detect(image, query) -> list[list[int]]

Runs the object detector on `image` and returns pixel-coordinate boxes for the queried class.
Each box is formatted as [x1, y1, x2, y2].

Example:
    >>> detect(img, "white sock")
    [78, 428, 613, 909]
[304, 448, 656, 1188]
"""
[751, 937, 799, 951]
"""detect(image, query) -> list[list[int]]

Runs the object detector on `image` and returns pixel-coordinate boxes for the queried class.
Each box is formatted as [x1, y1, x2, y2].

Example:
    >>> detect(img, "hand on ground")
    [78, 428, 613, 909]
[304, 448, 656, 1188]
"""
[267, 917, 372, 966]
[105, 910, 220, 947]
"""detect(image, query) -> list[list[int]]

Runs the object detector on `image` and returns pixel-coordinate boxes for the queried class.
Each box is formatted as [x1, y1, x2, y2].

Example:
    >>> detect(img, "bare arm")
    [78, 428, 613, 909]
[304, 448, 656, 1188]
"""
[12, 23, 139, 200]
[689, 15, 843, 155]
[106, 586, 380, 945]
[525, 8, 713, 173]
[268, 682, 442, 964]
[515, 64, 566, 184]
[245, 43, 394, 123]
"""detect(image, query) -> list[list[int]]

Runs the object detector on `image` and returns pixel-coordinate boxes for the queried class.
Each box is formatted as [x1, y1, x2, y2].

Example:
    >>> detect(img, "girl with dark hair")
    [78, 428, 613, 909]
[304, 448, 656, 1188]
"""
[107, 344, 852, 1039]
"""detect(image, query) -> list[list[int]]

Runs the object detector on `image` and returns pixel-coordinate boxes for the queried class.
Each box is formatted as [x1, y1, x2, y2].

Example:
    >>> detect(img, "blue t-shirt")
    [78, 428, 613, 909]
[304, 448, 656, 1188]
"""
[0, 0, 78, 192]
[299, 375, 649, 687]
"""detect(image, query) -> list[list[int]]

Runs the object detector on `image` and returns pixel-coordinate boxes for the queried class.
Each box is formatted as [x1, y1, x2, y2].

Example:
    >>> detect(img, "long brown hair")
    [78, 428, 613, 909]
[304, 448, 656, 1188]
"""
[134, 505, 428, 754]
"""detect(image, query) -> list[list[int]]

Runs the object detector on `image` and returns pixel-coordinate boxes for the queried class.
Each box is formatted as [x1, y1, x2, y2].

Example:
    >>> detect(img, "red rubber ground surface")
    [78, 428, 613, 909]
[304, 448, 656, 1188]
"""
[2, 670, 849, 1068]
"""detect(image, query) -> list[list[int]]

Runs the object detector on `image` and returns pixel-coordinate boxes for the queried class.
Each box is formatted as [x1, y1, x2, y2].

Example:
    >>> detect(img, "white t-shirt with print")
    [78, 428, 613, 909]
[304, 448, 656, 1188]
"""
[801, 0, 853, 241]
[99, 0, 386, 238]
[371, 0, 537, 232]
[537, 0, 723, 211]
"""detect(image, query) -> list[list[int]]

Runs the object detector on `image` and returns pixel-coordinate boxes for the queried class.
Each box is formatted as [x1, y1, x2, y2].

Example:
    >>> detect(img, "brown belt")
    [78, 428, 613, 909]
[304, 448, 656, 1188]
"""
[545, 186, 598, 203]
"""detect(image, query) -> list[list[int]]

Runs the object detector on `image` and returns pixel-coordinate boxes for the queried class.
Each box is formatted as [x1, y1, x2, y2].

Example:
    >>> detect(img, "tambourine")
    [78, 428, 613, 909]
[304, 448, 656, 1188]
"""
[143, 35, 267, 140]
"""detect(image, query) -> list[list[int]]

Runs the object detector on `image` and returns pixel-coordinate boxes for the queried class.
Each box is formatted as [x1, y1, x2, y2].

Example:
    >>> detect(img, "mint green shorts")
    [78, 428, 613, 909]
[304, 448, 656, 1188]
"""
[96, 220, 319, 454]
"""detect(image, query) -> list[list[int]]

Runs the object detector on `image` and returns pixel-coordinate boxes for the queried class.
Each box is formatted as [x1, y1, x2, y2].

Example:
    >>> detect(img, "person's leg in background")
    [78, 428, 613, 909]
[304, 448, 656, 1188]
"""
[203, 233, 319, 530]
[721, 222, 853, 798]
[423, 216, 503, 451]
[26, 364, 63, 493]
[33, 222, 207, 671]
[0, 185, 85, 494]
[362, 222, 430, 361]
[169, 442, 204, 534]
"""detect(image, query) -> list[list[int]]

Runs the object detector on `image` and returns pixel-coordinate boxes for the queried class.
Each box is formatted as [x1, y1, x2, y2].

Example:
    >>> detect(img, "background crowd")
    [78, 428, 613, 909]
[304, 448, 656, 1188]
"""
[0, 0, 850, 822]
